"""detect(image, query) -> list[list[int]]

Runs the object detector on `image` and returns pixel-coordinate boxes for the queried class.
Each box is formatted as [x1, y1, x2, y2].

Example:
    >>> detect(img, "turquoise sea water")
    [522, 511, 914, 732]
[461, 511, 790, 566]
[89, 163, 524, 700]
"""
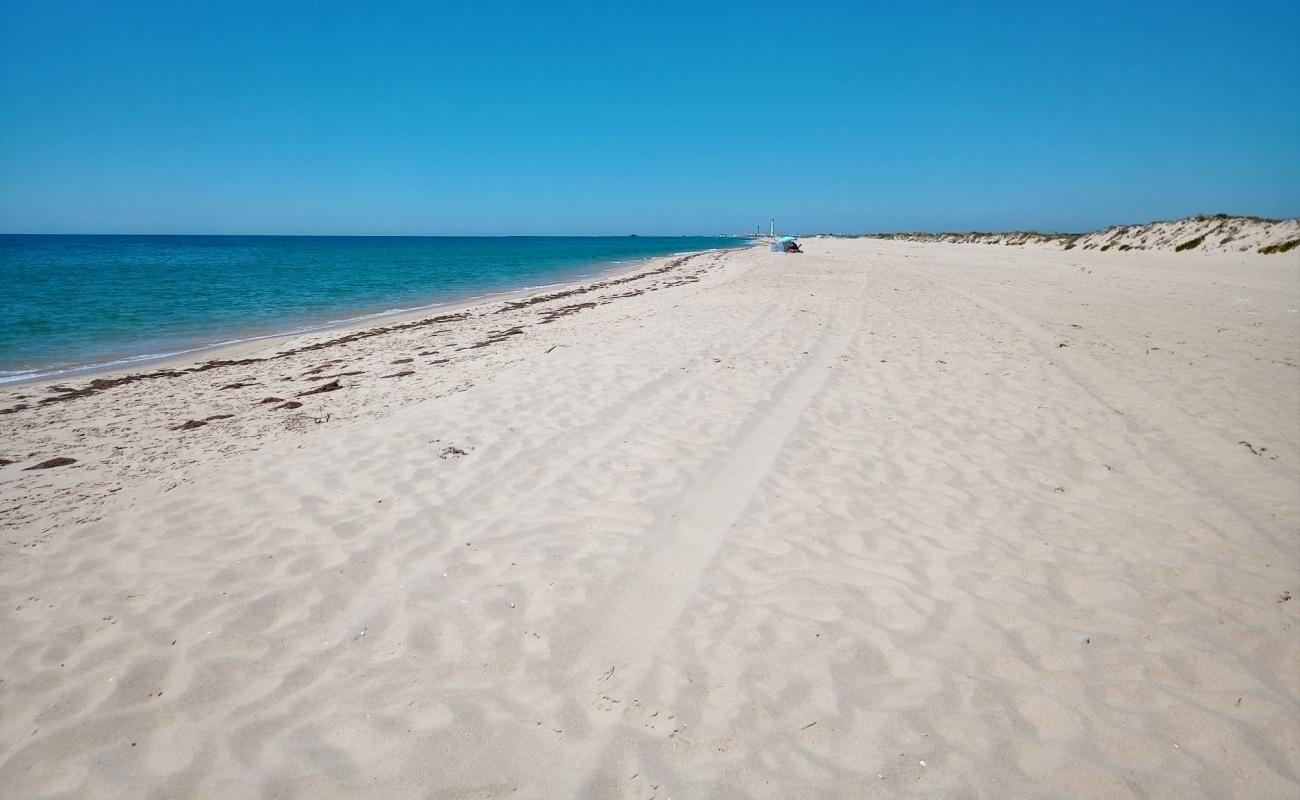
[0, 235, 747, 383]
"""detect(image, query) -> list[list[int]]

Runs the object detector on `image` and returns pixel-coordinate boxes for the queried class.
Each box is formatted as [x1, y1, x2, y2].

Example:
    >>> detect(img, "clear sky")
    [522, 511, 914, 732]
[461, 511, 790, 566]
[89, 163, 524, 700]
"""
[1, 0, 1297, 235]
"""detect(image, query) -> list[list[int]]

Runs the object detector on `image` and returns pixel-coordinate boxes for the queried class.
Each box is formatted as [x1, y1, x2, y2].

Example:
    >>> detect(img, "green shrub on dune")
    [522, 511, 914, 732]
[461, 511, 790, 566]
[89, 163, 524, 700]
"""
[1259, 238, 1300, 254]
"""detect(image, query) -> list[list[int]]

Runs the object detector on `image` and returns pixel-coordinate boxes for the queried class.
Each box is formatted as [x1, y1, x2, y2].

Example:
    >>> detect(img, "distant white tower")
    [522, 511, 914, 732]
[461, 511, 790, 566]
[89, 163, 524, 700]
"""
[770, 218, 774, 237]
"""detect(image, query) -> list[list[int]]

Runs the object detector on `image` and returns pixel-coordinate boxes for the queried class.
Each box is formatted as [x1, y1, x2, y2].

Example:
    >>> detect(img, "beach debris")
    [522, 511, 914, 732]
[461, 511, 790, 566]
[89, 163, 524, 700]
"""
[799, 721, 818, 731]
[2, 313, 472, 414]
[1238, 440, 1266, 456]
[380, 370, 415, 378]
[258, 397, 284, 404]
[273, 401, 304, 410]
[283, 412, 331, 432]
[391, 358, 413, 364]
[24, 457, 77, 470]
[538, 303, 597, 324]
[0, 458, 14, 466]
[1078, 633, 1091, 644]
[219, 381, 257, 390]
[439, 446, 469, 459]
[459, 326, 526, 350]
[34, 358, 263, 408]
[296, 379, 342, 397]
[300, 360, 343, 376]
[601, 288, 645, 301]
[493, 254, 698, 317]
[279, 312, 466, 358]
[170, 414, 234, 431]
[1278, 591, 1292, 603]
[305, 370, 365, 381]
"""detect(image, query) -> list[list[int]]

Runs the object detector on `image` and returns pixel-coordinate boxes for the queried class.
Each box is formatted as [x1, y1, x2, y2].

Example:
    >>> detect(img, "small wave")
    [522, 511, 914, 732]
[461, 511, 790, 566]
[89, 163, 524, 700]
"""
[0, 347, 211, 385]
[0, 245, 719, 386]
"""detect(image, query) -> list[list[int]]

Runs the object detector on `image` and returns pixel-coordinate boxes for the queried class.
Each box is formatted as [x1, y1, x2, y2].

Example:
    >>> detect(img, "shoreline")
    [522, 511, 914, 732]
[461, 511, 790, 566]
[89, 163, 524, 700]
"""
[0, 240, 751, 540]
[0, 246, 739, 390]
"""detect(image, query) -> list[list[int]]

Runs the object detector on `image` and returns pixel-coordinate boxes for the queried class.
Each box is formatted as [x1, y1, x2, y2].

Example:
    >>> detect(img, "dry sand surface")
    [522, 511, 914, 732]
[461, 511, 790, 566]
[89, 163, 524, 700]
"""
[2, 239, 1298, 798]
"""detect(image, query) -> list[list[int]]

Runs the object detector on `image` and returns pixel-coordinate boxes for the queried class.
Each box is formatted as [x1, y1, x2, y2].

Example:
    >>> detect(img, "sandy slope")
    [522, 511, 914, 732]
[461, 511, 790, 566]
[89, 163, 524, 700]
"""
[872, 214, 1300, 254]
[1070, 216, 1300, 253]
[1, 240, 1298, 798]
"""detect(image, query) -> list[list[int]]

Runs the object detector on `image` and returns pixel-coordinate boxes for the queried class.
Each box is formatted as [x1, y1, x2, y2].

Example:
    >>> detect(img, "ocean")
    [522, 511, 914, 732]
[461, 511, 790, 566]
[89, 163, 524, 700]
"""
[0, 235, 747, 384]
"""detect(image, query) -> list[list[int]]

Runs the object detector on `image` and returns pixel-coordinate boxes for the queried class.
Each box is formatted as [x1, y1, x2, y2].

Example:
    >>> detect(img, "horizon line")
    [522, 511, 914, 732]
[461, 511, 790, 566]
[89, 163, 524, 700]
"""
[0, 232, 758, 239]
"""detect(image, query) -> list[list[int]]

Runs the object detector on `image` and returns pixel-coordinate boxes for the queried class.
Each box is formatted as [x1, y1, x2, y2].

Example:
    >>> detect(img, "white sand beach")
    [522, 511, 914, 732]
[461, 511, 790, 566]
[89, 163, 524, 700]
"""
[1, 238, 1298, 798]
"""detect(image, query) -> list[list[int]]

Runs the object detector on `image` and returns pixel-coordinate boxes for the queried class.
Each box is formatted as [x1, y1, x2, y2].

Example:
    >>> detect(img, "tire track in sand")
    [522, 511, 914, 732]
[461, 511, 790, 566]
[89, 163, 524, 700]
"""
[421, 297, 863, 797]
[547, 302, 865, 796]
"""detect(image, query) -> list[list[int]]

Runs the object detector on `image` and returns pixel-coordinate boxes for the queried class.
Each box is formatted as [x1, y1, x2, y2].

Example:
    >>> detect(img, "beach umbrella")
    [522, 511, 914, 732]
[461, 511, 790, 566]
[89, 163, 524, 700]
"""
[777, 236, 798, 243]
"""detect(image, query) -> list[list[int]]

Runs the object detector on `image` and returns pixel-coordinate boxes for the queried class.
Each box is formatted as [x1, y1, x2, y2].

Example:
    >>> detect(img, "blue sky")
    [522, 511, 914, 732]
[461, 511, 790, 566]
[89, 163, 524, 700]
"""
[1, 0, 1296, 235]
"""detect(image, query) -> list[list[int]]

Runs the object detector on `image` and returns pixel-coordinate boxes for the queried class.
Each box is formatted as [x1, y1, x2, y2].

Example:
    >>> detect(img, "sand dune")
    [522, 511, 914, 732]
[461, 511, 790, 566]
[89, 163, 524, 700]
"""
[1, 240, 1298, 798]
[869, 214, 1300, 254]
